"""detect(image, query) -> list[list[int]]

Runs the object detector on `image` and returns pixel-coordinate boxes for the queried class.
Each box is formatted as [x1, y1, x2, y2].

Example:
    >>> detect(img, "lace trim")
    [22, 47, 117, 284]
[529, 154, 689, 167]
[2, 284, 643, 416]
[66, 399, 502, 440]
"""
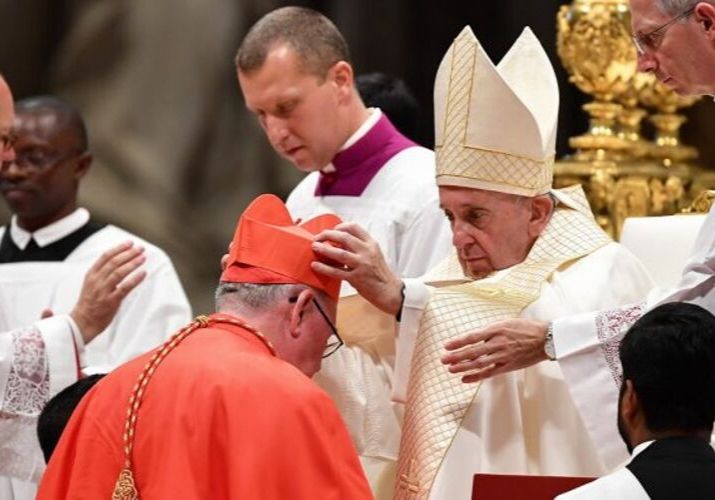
[2, 326, 50, 417]
[595, 302, 646, 388]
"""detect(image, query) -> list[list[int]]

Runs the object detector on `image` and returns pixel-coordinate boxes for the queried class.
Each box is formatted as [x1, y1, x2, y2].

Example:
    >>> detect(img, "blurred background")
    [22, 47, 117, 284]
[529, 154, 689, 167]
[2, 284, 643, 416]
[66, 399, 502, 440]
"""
[1, 0, 713, 312]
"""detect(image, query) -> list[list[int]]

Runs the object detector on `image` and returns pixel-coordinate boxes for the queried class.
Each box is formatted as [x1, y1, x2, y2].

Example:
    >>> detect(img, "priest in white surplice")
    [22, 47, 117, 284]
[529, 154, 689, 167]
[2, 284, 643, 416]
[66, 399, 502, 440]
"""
[312, 27, 653, 499]
[0, 96, 192, 498]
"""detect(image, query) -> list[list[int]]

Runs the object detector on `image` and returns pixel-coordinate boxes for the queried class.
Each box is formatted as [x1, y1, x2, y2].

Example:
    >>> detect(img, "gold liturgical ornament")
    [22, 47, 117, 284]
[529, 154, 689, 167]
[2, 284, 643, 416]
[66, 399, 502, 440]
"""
[555, 0, 709, 238]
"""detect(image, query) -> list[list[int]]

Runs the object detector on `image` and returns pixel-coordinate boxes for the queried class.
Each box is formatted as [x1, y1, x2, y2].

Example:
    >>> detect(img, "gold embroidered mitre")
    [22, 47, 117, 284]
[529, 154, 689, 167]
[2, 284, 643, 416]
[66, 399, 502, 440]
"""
[434, 26, 559, 196]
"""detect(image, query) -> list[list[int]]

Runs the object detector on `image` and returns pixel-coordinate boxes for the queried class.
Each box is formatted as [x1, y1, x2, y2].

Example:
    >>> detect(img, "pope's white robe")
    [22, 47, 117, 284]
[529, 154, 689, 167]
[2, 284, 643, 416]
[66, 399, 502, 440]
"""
[555, 203, 715, 471]
[0, 211, 192, 498]
[287, 109, 452, 496]
[394, 242, 653, 499]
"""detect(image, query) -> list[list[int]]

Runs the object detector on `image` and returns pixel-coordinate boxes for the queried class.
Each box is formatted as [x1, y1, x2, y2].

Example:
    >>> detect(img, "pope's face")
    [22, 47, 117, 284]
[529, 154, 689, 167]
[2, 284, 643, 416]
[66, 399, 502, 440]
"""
[439, 186, 541, 280]
[630, 0, 715, 96]
[238, 45, 348, 172]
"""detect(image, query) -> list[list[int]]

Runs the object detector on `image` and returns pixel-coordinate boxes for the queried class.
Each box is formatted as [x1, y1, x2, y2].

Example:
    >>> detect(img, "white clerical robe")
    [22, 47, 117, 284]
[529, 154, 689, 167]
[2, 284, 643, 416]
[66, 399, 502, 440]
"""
[556, 441, 653, 500]
[555, 203, 715, 471]
[394, 242, 653, 500]
[287, 109, 452, 496]
[0, 317, 82, 481]
[0, 208, 192, 498]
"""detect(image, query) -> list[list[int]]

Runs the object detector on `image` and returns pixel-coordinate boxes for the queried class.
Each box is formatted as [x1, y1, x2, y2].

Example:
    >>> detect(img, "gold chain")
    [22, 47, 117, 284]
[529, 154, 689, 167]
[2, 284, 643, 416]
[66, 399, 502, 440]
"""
[112, 314, 274, 500]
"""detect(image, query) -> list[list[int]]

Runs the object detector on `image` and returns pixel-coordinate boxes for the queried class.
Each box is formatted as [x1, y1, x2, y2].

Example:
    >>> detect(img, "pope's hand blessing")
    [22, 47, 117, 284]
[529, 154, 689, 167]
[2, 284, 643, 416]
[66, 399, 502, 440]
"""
[311, 222, 403, 316]
[441, 318, 550, 383]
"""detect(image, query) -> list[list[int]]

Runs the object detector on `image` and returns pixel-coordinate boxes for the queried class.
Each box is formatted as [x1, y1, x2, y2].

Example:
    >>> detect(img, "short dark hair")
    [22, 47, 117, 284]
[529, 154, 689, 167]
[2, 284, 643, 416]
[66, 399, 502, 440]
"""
[620, 302, 715, 434]
[235, 6, 350, 79]
[37, 374, 105, 463]
[15, 95, 89, 152]
[356, 72, 421, 142]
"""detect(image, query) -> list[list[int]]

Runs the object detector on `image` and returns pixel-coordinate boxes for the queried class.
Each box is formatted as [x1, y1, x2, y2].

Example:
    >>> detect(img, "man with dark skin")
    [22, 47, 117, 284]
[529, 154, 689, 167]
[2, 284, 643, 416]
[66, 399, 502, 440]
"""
[0, 76, 147, 486]
[0, 95, 191, 498]
[1, 97, 91, 236]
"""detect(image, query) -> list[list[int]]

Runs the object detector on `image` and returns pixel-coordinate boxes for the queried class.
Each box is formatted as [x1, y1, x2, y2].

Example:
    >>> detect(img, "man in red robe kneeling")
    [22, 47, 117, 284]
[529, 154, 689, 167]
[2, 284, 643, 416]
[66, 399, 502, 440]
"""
[37, 194, 373, 500]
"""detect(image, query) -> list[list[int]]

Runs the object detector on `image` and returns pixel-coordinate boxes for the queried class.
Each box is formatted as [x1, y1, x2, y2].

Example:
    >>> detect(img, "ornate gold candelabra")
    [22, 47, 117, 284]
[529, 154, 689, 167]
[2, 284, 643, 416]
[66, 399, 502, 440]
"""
[554, 0, 704, 238]
[557, 0, 635, 160]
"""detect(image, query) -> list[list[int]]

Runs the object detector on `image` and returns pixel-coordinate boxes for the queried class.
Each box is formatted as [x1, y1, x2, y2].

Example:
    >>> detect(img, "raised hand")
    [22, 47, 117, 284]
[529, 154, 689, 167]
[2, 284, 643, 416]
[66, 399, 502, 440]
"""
[70, 241, 147, 343]
[311, 222, 403, 315]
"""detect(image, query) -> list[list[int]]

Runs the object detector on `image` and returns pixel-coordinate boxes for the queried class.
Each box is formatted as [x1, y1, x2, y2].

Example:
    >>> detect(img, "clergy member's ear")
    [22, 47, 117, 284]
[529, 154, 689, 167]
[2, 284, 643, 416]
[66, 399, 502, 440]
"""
[330, 61, 354, 104]
[73, 152, 93, 181]
[695, 2, 715, 40]
[527, 194, 554, 238]
[622, 379, 640, 421]
[288, 288, 315, 339]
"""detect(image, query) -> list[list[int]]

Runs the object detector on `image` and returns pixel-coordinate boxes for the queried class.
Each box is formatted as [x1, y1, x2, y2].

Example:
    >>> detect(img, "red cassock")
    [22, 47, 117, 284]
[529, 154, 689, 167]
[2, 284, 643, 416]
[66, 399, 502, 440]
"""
[37, 314, 373, 499]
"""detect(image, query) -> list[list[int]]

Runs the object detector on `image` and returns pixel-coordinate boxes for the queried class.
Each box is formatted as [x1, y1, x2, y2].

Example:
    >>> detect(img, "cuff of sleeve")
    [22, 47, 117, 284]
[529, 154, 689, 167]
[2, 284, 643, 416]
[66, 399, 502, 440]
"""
[65, 314, 86, 363]
[393, 278, 431, 403]
[37, 315, 81, 398]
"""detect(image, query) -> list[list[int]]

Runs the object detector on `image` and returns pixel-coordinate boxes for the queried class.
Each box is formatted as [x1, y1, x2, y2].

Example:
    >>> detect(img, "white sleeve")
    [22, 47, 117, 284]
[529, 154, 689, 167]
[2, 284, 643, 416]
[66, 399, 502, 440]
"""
[554, 302, 645, 470]
[393, 278, 432, 403]
[0, 316, 81, 482]
[0, 315, 81, 416]
[650, 204, 715, 309]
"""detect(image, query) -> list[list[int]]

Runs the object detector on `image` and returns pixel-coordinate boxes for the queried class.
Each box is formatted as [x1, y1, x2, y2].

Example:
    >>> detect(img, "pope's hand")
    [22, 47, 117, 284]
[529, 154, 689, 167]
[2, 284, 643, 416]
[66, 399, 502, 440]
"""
[311, 222, 403, 315]
[441, 318, 549, 383]
[70, 242, 147, 344]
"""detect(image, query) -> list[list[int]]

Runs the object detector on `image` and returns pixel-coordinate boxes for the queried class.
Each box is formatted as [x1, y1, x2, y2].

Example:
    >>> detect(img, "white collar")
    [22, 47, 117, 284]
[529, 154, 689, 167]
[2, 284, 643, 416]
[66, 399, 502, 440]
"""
[321, 108, 382, 174]
[10, 208, 90, 249]
[631, 439, 655, 459]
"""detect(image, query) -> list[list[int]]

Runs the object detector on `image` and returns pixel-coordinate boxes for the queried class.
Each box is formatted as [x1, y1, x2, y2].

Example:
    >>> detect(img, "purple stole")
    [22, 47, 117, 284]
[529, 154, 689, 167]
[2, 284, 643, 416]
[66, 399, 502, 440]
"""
[315, 114, 417, 197]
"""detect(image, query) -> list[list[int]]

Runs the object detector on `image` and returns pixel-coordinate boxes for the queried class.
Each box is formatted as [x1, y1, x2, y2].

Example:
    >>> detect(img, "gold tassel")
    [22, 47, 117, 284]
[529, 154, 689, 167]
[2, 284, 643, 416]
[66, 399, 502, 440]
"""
[112, 468, 138, 499]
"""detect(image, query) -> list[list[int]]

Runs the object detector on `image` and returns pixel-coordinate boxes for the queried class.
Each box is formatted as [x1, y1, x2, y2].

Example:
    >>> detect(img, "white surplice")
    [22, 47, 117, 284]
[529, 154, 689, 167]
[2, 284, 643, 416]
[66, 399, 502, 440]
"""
[0, 208, 192, 498]
[394, 242, 653, 500]
[556, 441, 653, 500]
[287, 109, 452, 496]
[555, 203, 715, 471]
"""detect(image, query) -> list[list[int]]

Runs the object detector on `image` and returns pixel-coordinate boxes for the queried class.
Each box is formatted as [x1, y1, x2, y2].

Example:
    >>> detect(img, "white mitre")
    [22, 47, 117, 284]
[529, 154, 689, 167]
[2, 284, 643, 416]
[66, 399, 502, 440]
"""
[434, 26, 559, 197]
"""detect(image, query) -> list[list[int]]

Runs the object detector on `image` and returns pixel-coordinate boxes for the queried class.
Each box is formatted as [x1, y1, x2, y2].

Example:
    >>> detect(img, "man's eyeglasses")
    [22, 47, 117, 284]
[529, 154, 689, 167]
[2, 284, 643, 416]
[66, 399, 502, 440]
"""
[632, 7, 695, 55]
[8, 148, 83, 170]
[311, 298, 344, 358]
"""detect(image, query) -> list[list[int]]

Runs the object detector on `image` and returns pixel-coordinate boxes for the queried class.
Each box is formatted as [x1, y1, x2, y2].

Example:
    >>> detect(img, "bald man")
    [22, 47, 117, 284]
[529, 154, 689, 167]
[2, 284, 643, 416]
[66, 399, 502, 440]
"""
[0, 94, 192, 498]
[0, 77, 148, 489]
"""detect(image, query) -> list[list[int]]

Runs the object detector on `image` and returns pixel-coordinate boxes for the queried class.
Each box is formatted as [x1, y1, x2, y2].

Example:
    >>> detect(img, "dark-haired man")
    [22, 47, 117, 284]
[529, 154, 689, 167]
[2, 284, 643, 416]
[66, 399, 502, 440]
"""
[559, 302, 715, 499]
[235, 7, 451, 492]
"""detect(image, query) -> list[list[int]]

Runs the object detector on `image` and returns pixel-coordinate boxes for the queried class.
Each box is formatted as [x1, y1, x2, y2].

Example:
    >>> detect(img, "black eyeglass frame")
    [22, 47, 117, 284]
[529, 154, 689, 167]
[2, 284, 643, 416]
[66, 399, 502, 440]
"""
[288, 295, 344, 358]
